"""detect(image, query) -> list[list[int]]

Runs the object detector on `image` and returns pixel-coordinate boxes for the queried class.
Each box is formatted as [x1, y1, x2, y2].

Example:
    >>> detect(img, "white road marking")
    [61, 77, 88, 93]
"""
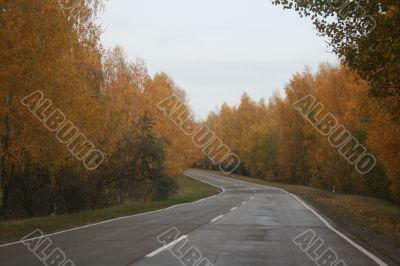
[241, 201, 246, 205]
[211, 215, 224, 222]
[185, 174, 226, 193]
[287, 191, 388, 266]
[194, 171, 389, 266]
[0, 173, 224, 248]
[145, 235, 187, 257]
[250, 196, 254, 200]
[230, 207, 237, 212]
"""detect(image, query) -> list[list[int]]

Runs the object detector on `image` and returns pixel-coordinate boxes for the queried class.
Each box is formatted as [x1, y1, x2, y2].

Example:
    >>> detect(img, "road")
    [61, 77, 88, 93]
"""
[0, 169, 390, 266]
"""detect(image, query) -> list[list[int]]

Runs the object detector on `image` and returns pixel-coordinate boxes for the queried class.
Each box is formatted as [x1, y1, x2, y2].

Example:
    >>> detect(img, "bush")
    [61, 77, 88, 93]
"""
[152, 176, 178, 201]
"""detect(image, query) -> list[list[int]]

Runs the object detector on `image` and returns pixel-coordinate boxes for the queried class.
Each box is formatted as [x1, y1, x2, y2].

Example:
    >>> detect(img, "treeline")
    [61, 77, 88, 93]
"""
[0, 1, 195, 219]
[195, 65, 400, 204]
[1, 0, 399, 219]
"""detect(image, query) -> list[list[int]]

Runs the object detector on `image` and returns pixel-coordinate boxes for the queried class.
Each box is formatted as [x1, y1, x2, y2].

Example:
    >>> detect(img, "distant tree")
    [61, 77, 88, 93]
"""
[196, 64, 398, 202]
[272, 0, 400, 118]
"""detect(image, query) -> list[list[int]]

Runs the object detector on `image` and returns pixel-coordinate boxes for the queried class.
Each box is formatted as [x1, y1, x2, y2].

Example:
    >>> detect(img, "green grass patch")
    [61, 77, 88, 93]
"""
[0, 175, 220, 243]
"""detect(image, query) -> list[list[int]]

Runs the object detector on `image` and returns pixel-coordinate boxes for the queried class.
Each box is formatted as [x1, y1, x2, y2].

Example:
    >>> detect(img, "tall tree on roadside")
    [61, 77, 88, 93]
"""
[272, 0, 400, 118]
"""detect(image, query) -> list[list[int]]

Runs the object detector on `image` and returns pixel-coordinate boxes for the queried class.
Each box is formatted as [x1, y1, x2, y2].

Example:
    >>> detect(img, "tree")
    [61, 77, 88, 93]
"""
[194, 64, 396, 202]
[0, 0, 105, 218]
[272, 0, 400, 118]
[0, 0, 189, 218]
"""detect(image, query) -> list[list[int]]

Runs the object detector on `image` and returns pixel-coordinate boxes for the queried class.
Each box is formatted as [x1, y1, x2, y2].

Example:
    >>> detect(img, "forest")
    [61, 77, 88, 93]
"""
[0, 0, 196, 219]
[195, 65, 400, 204]
[195, 0, 400, 205]
[0, 0, 399, 221]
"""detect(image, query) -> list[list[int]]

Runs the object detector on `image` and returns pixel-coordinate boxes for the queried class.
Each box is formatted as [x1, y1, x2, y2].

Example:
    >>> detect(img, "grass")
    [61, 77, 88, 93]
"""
[198, 169, 400, 263]
[0, 175, 220, 244]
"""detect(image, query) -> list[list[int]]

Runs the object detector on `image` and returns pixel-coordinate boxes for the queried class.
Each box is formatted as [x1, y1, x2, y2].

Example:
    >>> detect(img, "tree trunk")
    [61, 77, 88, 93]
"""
[0, 91, 10, 219]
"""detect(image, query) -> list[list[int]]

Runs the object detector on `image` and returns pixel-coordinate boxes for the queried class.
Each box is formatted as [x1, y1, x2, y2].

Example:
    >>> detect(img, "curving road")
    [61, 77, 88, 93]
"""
[0, 169, 391, 266]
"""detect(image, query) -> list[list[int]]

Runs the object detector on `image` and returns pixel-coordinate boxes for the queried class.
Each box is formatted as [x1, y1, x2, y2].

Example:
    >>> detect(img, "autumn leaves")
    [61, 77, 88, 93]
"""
[194, 65, 399, 203]
[21, 90, 104, 171]
[0, 1, 195, 218]
[158, 94, 240, 174]
[293, 94, 376, 175]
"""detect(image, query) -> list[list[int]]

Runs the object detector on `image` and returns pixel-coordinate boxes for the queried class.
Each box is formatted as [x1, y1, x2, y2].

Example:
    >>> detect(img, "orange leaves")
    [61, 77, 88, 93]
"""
[197, 64, 399, 203]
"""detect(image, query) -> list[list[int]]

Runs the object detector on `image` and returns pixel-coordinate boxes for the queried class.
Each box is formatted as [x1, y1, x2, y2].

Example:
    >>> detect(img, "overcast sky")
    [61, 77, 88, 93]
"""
[99, 0, 338, 119]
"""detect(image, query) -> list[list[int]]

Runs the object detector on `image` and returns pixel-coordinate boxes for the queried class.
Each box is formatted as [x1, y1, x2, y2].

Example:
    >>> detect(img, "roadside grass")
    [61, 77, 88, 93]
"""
[0, 175, 220, 243]
[197, 169, 400, 263]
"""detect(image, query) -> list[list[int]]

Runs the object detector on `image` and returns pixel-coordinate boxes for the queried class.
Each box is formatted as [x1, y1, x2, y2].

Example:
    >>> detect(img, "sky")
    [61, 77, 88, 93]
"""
[99, 0, 338, 119]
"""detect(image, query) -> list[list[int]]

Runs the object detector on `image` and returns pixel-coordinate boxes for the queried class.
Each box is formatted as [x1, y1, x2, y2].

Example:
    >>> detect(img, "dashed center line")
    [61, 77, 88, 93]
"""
[211, 215, 224, 222]
[230, 207, 237, 212]
[146, 235, 187, 257]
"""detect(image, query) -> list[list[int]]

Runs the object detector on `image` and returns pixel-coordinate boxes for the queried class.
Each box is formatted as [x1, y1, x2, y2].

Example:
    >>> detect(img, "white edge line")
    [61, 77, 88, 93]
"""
[230, 207, 237, 212]
[0, 173, 224, 248]
[185, 173, 226, 193]
[195, 170, 388, 266]
[211, 215, 224, 223]
[146, 235, 187, 257]
[286, 191, 388, 266]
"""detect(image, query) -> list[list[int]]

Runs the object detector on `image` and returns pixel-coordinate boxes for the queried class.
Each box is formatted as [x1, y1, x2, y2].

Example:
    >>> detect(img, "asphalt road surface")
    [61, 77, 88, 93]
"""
[0, 169, 391, 266]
